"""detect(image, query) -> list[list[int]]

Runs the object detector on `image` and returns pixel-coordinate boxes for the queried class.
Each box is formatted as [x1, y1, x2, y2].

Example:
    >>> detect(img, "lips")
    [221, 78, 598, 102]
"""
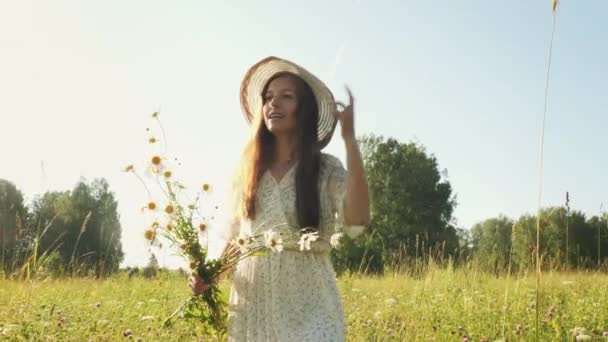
[268, 112, 284, 119]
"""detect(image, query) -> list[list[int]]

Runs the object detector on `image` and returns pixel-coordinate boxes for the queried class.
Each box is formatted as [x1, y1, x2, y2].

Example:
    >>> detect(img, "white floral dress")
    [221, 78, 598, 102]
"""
[222, 153, 365, 342]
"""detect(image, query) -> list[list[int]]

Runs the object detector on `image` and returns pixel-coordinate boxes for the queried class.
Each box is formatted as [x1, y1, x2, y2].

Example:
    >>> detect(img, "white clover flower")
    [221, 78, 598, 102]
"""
[298, 231, 319, 251]
[330, 232, 344, 248]
[263, 230, 283, 253]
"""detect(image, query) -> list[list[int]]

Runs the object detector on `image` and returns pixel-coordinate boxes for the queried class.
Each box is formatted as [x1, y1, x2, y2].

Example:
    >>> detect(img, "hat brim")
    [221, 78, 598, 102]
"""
[240, 56, 338, 150]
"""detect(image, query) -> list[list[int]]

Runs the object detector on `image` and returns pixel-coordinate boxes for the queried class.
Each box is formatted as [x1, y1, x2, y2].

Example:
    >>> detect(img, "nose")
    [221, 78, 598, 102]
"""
[265, 99, 277, 117]
[268, 96, 279, 108]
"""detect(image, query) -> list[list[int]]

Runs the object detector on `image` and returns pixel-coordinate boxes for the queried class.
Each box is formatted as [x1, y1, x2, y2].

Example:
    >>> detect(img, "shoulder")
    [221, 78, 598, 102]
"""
[320, 153, 345, 173]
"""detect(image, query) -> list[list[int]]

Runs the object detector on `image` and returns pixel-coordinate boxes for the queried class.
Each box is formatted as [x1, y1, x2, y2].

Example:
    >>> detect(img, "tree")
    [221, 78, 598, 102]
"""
[470, 215, 514, 272]
[0, 179, 29, 273]
[464, 206, 608, 273]
[142, 253, 159, 279]
[332, 134, 458, 274]
[29, 178, 123, 277]
[586, 215, 608, 268]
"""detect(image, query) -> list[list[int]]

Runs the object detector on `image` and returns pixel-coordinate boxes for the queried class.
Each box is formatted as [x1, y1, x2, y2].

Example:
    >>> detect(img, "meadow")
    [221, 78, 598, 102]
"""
[2, 266, 608, 341]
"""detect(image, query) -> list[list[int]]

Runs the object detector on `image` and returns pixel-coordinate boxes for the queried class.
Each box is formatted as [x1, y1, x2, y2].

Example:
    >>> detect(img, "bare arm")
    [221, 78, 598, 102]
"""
[336, 86, 370, 226]
[343, 138, 370, 225]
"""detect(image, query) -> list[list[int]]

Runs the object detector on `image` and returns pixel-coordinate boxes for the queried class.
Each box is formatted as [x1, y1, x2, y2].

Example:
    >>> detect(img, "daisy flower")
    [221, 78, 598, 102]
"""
[235, 234, 253, 253]
[263, 230, 283, 253]
[298, 231, 319, 251]
[330, 232, 344, 248]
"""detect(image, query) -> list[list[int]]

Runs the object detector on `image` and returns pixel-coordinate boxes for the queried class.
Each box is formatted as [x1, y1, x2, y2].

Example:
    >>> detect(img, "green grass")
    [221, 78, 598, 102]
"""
[1, 269, 608, 341]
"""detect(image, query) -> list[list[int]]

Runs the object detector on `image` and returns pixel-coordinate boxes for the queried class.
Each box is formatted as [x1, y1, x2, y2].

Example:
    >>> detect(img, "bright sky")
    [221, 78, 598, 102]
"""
[1, 1, 606, 268]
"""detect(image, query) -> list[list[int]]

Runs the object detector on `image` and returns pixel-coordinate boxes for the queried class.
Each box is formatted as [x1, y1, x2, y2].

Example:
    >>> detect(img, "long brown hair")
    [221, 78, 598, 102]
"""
[237, 72, 321, 230]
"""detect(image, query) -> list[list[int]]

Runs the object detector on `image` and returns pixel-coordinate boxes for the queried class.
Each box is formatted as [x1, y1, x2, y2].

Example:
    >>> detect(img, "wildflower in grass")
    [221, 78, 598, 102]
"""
[546, 306, 555, 319]
[147, 202, 157, 211]
[515, 324, 522, 335]
[572, 327, 589, 340]
[163, 170, 172, 178]
[202, 183, 211, 192]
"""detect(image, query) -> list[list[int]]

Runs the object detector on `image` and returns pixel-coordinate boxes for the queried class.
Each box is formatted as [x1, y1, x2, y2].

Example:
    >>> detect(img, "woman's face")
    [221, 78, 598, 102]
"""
[262, 75, 299, 137]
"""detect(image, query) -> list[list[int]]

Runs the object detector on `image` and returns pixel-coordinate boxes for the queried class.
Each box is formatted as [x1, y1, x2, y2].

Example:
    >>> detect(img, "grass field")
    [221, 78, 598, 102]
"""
[1, 268, 608, 341]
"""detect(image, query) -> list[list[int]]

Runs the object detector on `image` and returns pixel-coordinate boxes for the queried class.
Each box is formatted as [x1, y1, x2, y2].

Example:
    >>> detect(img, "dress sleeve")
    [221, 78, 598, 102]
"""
[325, 154, 366, 239]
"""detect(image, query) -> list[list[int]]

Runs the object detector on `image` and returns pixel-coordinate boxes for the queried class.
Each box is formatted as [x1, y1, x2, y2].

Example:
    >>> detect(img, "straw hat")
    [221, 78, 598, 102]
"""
[240, 56, 338, 149]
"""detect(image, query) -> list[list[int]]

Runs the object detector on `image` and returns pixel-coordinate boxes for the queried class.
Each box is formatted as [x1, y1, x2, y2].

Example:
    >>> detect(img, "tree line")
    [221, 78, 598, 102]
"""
[331, 134, 608, 274]
[2, 134, 605, 277]
[0, 178, 123, 277]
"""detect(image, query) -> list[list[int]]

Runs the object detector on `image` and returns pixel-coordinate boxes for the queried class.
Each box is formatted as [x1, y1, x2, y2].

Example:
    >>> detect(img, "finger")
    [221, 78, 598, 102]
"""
[335, 103, 345, 120]
[344, 85, 354, 106]
[334, 110, 344, 122]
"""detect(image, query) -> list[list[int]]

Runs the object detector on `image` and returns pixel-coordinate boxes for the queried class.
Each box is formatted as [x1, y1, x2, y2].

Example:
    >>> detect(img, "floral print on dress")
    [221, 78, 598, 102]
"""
[225, 153, 365, 342]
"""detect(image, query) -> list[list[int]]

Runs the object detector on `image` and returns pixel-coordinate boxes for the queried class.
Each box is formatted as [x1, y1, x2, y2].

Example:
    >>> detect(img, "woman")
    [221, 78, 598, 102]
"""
[190, 56, 370, 341]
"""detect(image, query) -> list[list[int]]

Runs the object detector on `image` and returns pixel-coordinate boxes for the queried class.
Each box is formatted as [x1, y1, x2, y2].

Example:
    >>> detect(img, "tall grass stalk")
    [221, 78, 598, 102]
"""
[501, 223, 517, 339]
[69, 211, 92, 276]
[535, 2, 559, 338]
[1, 219, 5, 276]
[599, 203, 603, 268]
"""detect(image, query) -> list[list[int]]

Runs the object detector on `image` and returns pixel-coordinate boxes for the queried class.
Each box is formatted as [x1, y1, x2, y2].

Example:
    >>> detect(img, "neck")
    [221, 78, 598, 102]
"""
[273, 134, 297, 163]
